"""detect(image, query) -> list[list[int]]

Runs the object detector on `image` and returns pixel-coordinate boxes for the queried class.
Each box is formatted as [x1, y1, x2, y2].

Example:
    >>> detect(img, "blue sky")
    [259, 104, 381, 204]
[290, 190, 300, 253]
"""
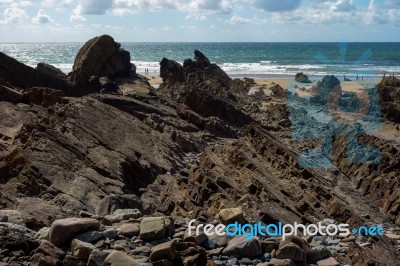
[0, 0, 399, 42]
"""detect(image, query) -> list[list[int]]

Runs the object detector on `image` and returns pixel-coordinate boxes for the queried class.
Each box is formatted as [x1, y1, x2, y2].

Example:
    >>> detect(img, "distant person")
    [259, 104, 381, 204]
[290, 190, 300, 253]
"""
[356, 74, 359, 80]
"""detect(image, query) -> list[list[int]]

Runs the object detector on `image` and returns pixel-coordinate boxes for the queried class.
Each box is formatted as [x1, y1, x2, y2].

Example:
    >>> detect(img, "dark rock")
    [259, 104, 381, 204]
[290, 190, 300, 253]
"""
[70, 35, 133, 85]
[36, 63, 67, 80]
[87, 250, 111, 266]
[222, 236, 262, 258]
[95, 194, 150, 216]
[295, 72, 312, 83]
[0, 52, 70, 92]
[63, 255, 85, 266]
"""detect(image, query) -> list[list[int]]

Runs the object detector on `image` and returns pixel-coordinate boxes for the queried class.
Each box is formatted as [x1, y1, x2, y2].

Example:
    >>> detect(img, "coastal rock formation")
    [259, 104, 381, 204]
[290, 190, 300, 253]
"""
[0, 51, 70, 93]
[70, 35, 133, 85]
[378, 76, 400, 123]
[295, 72, 312, 83]
[0, 37, 399, 265]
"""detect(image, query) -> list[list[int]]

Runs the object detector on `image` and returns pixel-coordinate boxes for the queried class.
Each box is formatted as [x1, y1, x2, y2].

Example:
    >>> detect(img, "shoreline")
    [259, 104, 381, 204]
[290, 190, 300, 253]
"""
[144, 73, 380, 90]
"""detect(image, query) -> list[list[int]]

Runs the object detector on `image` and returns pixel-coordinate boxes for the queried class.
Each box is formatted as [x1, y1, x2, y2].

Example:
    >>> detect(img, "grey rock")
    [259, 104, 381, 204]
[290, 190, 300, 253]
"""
[276, 243, 306, 263]
[106, 209, 142, 223]
[222, 236, 262, 258]
[88, 250, 111, 266]
[75, 231, 105, 243]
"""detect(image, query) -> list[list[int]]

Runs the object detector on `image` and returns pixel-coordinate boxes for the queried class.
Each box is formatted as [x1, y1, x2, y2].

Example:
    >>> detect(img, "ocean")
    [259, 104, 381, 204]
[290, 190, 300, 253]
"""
[1, 42, 399, 79]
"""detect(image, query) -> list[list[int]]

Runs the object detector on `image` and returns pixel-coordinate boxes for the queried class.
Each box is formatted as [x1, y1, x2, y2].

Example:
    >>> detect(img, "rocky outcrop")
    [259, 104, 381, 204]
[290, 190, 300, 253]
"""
[378, 76, 400, 123]
[295, 72, 312, 83]
[158, 50, 252, 132]
[0, 52, 70, 92]
[70, 35, 133, 86]
[36, 63, 67, 80]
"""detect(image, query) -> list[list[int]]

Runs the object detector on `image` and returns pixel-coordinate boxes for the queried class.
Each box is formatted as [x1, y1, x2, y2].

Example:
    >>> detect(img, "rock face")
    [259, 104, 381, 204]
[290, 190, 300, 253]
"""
[378, 76, 400, 123]
[70, 35, 133, 85]
[0, 52, 70, 93]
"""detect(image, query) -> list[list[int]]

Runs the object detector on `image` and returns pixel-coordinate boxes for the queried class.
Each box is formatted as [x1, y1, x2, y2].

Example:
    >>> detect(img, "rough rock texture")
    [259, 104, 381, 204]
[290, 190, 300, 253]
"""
[0, 52, 70, 92]
[70, 35, 133, 85]
[0, 40, 400, 266]
[378, 76, 400, 123]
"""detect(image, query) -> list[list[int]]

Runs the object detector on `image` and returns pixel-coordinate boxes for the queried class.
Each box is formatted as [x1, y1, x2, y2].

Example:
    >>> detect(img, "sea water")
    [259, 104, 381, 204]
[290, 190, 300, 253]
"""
[1, 42, 399, 80]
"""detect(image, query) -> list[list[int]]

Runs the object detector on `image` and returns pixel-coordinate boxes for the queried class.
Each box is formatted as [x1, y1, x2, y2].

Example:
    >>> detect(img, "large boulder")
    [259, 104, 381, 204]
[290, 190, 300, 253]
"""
[71, 35, 133, 85]
[48, 218, 100, 247]
[103, 251, 139, 266]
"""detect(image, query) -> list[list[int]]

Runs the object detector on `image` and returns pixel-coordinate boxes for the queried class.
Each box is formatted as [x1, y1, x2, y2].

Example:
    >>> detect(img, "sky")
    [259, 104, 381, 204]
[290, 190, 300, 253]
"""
[0, 0, 399, 42]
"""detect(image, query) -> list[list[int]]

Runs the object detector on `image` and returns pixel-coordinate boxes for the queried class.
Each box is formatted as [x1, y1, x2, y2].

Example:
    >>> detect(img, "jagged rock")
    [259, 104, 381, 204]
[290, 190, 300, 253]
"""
[295, 72, 312, 83]
[0, 52, 70, 92]
[70, 35, 133, 85]
[149, 240, 177, 262]
[30, 241, 65, 266]
[378, 77, 400, 123]
[36, 63, 67, 80]
[48, 218, 100, 247]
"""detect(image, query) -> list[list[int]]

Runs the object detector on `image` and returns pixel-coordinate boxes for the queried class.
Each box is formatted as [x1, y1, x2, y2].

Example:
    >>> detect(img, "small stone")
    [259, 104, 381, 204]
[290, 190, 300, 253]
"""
[75, 231, 105, 243]
[385, 234, 400, 240]
[183, 230, 208, 244]
[88, 250, 111, 266]
[240, 258, 253, 265]
[317, 257, 340, 266]
[150, 241, 177, 262]
[104, 251, 139, 266]
[218, 208, 245, 225]
[276, 243, 306, 262]
[308, 246, 331, 264]
[118, 223, 140, 238]
[132, 246, 151, 256]
[222, 236, 262, 258]
[71, 239, 96, 261]
[106, 209, 142, 223]
[63, 255, 85, 266]
[0, 211, 25, 226]
[0, 215, 8, 223]
[139, 217, 166, 241]
[104, 228, 119, 239]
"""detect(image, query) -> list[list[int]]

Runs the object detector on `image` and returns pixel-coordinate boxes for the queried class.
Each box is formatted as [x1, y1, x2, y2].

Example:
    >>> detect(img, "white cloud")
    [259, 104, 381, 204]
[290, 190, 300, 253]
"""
[70, 4, 86, 22]
[67, 0, 233, 21]
[254, 0, 302, 12]
[225, 15, 268, 25]
[0, 7, 28, 24]
[32, 9, 53, 24]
